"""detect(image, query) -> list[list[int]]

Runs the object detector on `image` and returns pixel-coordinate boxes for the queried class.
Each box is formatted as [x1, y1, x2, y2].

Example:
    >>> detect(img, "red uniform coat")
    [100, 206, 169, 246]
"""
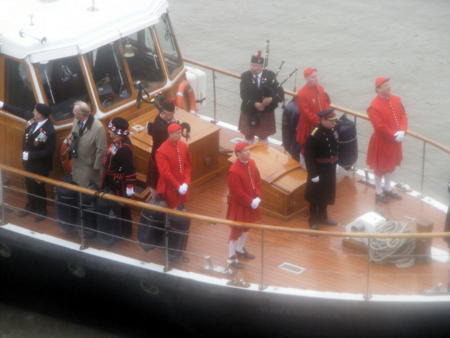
[366, 94, 408, 173]
[295, 84, 331, 146]
[156, 139, 192, 208]
[226, 159, 261, 223]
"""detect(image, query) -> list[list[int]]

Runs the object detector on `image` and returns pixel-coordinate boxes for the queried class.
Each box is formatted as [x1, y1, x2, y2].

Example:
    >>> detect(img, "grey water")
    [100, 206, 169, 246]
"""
[2, 0, 450, 336]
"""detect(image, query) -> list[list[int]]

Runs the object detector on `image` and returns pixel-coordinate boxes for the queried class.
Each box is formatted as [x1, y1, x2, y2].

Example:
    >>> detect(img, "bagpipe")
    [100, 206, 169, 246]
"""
[261, 40, 298, 109]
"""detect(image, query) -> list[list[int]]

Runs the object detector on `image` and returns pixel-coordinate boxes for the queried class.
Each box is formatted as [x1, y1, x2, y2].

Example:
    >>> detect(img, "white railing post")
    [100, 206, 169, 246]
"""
[420, 141, 426, 196]
[212, 70, 218, 123]
[259, 229, 266, 290]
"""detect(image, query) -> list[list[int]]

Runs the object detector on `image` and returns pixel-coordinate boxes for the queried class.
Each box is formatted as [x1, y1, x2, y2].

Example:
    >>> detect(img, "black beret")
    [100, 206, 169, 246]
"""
[251, 51, 264, 65]
[160, 100, 175, 113]
[35, 103, 51, 117]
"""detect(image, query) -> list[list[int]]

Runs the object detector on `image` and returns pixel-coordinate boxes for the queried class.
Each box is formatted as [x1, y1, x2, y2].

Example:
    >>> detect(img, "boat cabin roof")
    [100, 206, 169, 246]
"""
[0, 0, 168, 62]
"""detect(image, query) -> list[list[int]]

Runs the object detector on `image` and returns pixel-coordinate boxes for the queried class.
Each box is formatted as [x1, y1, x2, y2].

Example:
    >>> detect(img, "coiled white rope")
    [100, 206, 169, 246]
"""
[368, 220, 416, 268]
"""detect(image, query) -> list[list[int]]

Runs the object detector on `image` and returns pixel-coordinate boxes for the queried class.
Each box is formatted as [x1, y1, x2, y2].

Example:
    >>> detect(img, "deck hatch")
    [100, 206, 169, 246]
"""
[278, 263, 305, 275]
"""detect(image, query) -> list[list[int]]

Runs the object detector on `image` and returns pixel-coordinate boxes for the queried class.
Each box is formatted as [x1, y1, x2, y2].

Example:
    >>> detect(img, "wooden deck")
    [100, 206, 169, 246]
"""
[2, 142, 448, 297]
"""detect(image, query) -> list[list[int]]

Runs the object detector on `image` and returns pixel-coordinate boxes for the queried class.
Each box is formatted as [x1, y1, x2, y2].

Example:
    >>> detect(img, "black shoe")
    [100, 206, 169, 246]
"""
[18, 210, 30, 217]
[34, 215, 45, 223]
[319, 219, 337, 226]
[227, 255, 244, 269]
[236, 248, 255, 260]
[375, 193, 389, 204]
[383, 189, 402, 200]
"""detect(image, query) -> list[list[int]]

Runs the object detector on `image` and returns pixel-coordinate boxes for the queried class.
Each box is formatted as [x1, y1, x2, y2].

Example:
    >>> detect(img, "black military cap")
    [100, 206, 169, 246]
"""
[317, 109, 337, 120]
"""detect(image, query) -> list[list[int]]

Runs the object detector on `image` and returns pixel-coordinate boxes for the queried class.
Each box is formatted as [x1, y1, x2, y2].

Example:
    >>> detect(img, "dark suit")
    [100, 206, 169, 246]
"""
[3, 103, 56, 215]
[23, 119, 56, 215]
[239, 69, 280, 139]
[147, 115, 171, 188]
[304, 125, 338, 227]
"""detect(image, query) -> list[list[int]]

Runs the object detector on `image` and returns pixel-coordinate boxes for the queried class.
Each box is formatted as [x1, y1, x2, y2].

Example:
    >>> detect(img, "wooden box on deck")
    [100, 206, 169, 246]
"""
[129, 108, 226, 187]
[229, 142, 308, 221]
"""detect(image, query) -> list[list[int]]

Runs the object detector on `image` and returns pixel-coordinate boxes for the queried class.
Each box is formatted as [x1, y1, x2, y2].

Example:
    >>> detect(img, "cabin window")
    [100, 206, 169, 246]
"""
[4, 58, 36, 114]
[36, 56, 90, 122]
[154, 13, 183, 78]
[86, 43, 131, 108]
[122, 28, 165, 91]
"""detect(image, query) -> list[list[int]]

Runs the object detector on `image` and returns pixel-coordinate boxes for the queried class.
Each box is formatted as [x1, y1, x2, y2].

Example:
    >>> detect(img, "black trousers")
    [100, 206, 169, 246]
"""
[309, 203, 328, 226]
[25, 177, 47, 215]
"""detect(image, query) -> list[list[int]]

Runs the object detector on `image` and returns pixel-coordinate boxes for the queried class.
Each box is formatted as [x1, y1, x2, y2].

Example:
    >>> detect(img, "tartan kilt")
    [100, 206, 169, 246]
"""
[239, 110, 276, 139]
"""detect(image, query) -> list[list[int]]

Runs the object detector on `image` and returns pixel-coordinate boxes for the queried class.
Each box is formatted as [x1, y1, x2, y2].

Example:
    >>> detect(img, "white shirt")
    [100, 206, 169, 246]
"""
[255, 73, 262, 88]
[32, 119, 48, 133]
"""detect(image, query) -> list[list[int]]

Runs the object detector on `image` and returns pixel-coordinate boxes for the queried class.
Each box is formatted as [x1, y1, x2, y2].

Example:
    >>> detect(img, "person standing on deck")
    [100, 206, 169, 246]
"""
[239, 51, 280, 144]
[304, 109, 338, 230]
[156, 123, 192, 209]
[147, 99, 176, 191]
[296, 68, 331, 164]
[67, 100, 106, 187]
[366, 77, 408, 203]
[103, 117, 137, 237]
[0, 101, 55, 222]
[226, 142, 261, 269]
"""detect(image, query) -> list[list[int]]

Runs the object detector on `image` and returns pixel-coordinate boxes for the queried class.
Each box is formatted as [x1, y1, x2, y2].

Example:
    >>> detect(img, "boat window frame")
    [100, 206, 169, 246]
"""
[116, 27, 168, 98]
[33, 54, 96, 126]
[83, 41, 136, 113]
[152, 13, 184, 81]
[0, 55, 39, 119]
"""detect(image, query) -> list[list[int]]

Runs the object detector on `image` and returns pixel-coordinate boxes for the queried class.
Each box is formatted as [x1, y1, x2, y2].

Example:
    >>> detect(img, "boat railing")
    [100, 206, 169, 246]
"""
[183, 57, 450, 200]
[1, 163, 450, 298]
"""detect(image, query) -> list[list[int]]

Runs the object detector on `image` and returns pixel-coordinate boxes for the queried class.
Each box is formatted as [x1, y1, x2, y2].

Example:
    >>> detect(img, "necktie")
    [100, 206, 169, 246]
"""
[79, 120, 85, 136]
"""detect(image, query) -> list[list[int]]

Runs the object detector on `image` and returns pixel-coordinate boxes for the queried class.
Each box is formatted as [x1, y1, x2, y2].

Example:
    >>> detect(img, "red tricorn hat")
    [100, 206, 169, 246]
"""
[304, 67, 317, 78]
[234, 142, 249, 153]
[375, 77, 390, 88]
[167, 123, 182, 134]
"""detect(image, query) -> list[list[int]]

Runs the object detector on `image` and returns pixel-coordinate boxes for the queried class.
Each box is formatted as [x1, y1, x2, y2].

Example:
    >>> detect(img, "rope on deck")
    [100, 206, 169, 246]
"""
[368, 220, 416, 269]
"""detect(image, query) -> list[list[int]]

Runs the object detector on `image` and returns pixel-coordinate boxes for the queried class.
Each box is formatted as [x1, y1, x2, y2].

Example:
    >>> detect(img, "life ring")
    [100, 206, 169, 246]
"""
[175, 80, 197, 114]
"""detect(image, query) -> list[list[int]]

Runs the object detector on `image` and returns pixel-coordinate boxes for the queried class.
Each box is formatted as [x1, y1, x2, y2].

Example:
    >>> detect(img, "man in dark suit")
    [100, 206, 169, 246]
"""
[239, 51, 280, 143]
[147, 100, 176, 189]
[0, 101, 56, 222]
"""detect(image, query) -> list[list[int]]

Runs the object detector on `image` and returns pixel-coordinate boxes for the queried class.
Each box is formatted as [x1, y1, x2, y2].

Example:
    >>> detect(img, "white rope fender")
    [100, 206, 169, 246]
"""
[368, 220, 416, 268]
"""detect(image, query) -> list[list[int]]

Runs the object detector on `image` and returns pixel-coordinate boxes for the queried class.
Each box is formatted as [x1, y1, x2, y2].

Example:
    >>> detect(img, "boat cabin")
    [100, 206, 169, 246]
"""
[0, 0, 195, 180]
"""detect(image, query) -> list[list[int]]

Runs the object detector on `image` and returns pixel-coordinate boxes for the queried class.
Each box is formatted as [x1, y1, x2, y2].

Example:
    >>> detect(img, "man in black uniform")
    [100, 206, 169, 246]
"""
[239, 51, 280, 143]
[0, 102, 56, 222]
[103, 117, 137, 238]
[147, 100, 176, 189]
[304, 109, 339, 230]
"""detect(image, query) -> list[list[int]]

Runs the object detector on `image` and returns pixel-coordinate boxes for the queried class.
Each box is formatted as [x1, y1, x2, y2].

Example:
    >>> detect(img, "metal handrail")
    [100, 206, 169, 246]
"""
[183, 57, 450, 155]
[0, 163, 448, 240]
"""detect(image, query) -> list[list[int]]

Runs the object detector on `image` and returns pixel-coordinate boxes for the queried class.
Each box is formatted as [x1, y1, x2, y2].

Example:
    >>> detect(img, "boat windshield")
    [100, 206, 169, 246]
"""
[86, 42, 132, 109]
[4, 58, 36, 116]
[121, 28, 165, 91]
[36, 56, 90, 122]
[153, 13, 183, 78]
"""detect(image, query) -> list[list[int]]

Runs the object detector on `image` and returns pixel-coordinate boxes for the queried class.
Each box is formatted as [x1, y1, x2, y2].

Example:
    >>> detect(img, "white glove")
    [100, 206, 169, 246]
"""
[311, 176, 320, 183]
[126, 186, 134, 197]
[22, 151, 29, 161]
[394, 131, 405, 143]
[178, 183, 188, 195]
[0, 101, 4, 109]
[251, 197, 261, 209]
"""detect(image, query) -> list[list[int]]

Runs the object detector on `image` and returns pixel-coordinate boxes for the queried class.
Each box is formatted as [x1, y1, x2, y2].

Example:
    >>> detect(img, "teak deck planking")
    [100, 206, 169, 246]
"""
[3, 145, 448, 296]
